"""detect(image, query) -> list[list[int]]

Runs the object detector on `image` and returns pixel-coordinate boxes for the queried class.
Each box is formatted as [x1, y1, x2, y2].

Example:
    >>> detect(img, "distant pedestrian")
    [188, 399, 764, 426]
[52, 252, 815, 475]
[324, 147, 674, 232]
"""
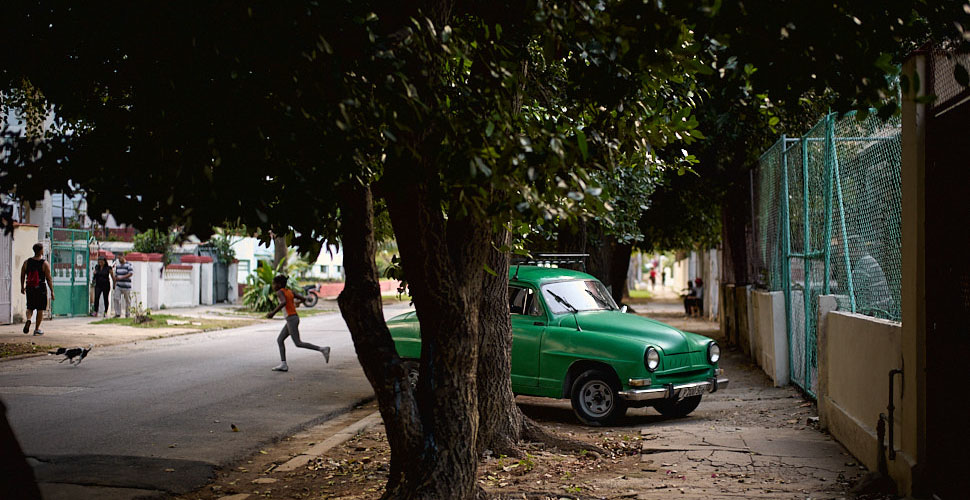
[19, 243, 54, 335]
[683, 281, 695, 315]
[266, 275, 330, 372]
[649, 269, 657, 289]
[91, 256, 114, 317]
[693, 278, 705, 317]
[113, 253, 134, 318]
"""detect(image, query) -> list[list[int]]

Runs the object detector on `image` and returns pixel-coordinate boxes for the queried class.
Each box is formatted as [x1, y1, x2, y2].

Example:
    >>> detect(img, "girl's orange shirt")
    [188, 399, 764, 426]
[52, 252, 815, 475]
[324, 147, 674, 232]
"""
[282, 288, 298, 317]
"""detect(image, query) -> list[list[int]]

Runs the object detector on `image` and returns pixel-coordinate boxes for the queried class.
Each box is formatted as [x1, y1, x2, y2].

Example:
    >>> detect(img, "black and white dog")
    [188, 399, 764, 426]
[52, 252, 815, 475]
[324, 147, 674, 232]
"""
[48, 345, 93, 366]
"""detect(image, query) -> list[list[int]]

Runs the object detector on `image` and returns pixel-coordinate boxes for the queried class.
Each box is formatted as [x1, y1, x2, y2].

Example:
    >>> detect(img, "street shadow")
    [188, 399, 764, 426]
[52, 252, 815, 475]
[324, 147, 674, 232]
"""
[516, 397, 676, 429]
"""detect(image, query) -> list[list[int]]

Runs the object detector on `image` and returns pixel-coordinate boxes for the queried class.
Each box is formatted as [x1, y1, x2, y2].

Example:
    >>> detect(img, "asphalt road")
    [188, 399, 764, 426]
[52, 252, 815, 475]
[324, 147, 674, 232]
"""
[0, 304, 410, 499]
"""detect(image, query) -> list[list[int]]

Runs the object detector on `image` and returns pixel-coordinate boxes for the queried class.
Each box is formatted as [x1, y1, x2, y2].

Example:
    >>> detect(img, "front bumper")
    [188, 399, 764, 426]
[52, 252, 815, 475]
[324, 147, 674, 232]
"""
[618, 377, 729, 402]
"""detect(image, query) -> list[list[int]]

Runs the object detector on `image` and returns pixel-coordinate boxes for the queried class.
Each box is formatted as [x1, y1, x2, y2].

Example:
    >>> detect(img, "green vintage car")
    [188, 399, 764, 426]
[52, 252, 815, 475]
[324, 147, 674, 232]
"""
[388, 265, 728, 425]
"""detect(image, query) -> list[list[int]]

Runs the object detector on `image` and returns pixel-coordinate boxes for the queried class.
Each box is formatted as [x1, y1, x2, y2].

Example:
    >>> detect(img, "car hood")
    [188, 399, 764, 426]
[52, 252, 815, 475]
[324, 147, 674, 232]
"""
[563, 310, 692, 354]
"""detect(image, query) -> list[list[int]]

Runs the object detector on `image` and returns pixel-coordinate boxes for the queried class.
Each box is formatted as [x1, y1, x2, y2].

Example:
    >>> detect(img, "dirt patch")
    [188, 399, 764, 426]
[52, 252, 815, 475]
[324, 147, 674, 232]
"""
[0, 342, 61, 359]
[91, 314, 255, 331]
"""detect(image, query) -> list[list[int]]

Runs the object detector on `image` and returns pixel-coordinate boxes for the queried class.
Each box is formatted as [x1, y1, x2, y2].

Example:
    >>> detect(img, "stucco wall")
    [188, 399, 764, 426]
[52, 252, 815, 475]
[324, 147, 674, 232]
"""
[11, 224, 42, 323]
[749, 290, 789, 386]
[821, 311, 903, 475]
[160, 267, 195, 308]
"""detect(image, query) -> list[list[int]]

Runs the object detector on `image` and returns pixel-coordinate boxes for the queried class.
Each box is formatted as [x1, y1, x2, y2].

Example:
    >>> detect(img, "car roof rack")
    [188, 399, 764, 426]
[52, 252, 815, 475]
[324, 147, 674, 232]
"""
[511, 253, 589, 278]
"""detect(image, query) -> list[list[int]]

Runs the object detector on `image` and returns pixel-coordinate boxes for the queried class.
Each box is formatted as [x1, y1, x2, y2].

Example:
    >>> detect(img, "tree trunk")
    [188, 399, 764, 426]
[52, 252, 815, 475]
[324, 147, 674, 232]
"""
[608, 242, 633, 306]
[476, 226, 608, 459]
[273, 234, 288, 271]
[384, 175, 489, 499]
[336, 183, 423, 494]
[475, 228, 523, 457]
[720, 178, 751, 286]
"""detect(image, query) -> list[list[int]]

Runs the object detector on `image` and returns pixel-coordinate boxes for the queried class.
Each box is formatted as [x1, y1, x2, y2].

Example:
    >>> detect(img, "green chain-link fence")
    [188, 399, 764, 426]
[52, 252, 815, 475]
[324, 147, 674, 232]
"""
[751, 111, 902, 396]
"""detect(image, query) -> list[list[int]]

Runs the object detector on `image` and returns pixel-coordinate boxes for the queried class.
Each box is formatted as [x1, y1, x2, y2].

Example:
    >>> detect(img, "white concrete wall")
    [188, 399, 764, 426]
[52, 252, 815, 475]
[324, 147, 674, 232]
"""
[160, 267, 195, 308]
[10, 224, 41, 323]
[228, 262, 239, 304]
[189, 263, 201, 307]
[147, 261, 163, 310]
[200, 262, 213, 305]
[749, 290, 789, 386]
[128, 260, 150, 313]
[820, 311, 902, 476]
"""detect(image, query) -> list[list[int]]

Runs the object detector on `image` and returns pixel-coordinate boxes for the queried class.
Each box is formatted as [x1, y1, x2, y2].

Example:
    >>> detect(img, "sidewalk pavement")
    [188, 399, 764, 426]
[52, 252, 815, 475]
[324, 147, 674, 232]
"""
[0, 303, 264, 359]
[626, 297, 863, 499]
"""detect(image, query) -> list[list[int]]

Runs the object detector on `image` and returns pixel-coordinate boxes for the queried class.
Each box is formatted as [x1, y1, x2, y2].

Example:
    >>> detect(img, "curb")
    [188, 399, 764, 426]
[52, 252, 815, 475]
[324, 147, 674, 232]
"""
[274, 411, 383, 472]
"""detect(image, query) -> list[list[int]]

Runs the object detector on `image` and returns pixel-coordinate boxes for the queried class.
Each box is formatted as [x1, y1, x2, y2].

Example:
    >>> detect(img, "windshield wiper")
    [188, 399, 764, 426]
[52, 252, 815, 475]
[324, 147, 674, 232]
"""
[546, 290, 578, 313]
[586, 289, 616, 310]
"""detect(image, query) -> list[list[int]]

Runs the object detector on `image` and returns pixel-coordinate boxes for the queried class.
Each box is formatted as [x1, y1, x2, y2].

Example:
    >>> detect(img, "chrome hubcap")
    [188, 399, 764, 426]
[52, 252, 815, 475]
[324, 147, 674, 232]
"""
[580, 380, 613, 415]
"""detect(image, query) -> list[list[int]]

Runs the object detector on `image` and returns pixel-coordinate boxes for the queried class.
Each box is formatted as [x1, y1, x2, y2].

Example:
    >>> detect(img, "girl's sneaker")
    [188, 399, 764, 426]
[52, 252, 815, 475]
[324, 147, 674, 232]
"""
[321, 347, 331, 363]
[33, 330, 44, 336]
[23, 320, 30, 334]
[271, 363, 289, 372]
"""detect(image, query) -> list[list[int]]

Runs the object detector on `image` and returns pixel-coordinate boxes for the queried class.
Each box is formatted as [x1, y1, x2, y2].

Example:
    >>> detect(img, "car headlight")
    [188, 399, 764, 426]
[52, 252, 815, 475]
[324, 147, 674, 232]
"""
[707, 342, 720, 364]
[645, 346, 660, 372]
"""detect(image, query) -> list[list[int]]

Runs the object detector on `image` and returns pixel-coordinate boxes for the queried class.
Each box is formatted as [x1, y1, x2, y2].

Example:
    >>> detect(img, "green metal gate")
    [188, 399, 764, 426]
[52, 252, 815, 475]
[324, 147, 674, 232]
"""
[49, 228, 91, 317]
[754, 111, 902, 397]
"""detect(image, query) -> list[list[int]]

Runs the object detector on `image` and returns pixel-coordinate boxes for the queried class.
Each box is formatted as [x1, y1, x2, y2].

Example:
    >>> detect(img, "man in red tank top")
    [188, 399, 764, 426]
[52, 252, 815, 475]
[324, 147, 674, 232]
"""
[19, 243, 55, 335]
[266, 274, 330, 372]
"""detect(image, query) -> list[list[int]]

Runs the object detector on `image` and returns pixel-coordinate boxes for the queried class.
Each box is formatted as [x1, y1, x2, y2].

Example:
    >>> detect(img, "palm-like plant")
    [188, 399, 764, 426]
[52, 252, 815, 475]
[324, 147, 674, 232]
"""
[242, 260, 300, 312]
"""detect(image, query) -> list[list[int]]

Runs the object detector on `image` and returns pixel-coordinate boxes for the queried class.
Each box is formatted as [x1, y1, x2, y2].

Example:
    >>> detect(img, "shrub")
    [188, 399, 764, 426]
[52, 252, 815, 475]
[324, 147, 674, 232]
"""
[133, 229, 174, 264]
[242, 261, 300, 312]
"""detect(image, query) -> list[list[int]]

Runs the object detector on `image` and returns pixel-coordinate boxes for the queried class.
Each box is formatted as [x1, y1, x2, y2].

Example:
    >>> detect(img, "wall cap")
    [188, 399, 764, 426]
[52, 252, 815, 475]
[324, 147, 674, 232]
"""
[125, 252, 149, 262]
[165, 264, 192, 271]
[147, 253, 164, 262]
[180, 255, 202, 264]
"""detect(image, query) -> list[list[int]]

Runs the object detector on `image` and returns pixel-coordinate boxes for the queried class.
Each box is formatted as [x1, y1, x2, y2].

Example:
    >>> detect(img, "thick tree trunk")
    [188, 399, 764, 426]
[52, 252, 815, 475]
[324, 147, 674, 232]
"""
[384, 176, 489, 499]
[475, 228, 522, 457]
[608, 242, 633, 306]
[336, 183, 423, 494]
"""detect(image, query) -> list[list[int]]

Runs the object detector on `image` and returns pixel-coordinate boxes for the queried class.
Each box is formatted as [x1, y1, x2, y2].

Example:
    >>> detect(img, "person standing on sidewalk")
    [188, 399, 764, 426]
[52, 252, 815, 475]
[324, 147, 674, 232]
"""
[19, 243, 54, 336]
[266, 275, 330, 372]
[91, 256, 114, 317]
[113, 253, 134, 318]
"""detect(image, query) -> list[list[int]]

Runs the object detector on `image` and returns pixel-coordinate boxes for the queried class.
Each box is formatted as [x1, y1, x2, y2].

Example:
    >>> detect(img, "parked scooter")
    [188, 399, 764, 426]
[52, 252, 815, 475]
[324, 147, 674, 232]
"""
[301, 284, 320, 308]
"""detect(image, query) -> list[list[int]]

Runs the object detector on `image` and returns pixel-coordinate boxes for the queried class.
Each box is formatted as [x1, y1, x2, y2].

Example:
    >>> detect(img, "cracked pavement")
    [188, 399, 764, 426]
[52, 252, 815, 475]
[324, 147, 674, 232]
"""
[607, 297, 865, 499]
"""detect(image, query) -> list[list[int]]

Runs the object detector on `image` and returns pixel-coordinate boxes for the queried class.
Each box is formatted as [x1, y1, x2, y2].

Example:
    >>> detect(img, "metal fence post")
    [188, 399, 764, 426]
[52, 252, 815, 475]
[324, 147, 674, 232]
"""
[780, 134, 794, 382]
[832, 128, 856, 313]
[823, 114, 835, 295]
[800, 136, 812, 393]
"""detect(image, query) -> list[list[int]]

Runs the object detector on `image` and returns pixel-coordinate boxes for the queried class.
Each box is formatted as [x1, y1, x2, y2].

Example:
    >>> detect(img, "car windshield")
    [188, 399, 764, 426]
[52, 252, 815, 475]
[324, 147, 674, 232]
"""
[541, 279, 618, 314]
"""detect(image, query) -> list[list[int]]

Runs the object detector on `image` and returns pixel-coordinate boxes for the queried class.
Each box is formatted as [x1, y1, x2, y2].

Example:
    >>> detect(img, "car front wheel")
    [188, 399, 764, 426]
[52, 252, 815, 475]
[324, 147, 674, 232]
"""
[570, 369, 626, 426]
[653, 395, 702, 418]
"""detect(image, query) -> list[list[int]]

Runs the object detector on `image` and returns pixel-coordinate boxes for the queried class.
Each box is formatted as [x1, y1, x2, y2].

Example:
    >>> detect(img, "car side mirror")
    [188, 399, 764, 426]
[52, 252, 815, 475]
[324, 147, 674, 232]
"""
[620, 305, 628, 314]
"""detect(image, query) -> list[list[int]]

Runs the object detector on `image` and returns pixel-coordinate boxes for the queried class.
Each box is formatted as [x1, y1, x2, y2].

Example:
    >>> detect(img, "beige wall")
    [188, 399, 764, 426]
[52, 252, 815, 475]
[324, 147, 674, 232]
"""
[11, 224, 42, 323]
[749, 290, 789, 386]
[822, 311, 903, 476]
[896, 53, 926, 497]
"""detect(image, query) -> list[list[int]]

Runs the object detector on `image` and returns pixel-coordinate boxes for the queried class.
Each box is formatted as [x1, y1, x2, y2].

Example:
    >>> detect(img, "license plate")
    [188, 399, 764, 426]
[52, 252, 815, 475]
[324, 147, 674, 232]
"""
[680, 385, 706, 398]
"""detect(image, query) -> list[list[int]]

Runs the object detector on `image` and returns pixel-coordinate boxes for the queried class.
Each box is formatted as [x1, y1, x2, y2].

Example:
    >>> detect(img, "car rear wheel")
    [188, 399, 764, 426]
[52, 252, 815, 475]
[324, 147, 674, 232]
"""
[654, 395, 702, 418]
[570, 369, 626, 426]
[402, 360, 420, 389]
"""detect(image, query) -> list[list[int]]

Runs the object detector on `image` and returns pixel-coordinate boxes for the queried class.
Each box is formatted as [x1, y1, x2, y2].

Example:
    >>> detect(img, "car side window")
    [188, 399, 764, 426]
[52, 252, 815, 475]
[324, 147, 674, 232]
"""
[526, 290, 544, 317]
[509, 286, 543, 317]
[509, 286, 529, 315]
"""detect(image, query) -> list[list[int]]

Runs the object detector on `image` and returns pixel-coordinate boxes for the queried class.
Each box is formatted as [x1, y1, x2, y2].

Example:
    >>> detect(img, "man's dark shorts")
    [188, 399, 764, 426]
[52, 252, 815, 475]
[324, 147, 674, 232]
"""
[26, 287, 47, 311]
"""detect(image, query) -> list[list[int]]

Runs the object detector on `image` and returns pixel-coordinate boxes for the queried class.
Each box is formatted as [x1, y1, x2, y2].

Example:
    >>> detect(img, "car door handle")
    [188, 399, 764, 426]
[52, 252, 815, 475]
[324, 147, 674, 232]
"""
[533, 321, 544, 326]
